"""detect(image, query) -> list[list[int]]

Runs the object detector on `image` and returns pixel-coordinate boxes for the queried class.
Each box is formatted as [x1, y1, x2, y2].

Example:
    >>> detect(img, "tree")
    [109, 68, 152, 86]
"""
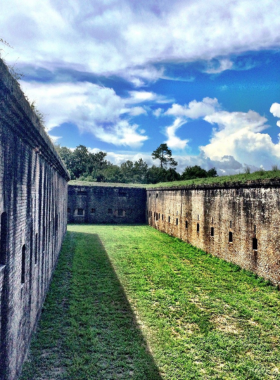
[152, 143, 177, 169]
[181, 165, 218, 180]
[181, 165, 208, 180]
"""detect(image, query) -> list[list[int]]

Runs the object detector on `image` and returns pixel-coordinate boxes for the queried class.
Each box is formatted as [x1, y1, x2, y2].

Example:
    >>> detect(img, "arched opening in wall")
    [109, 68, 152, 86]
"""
[197, 223, 200, 232]
[35, 233, 38, 264]
[78, 208, 84, 216]
[252, 238, 258, 251]
[156, 213, 158, 221]
[211, 227, 214, 237]
[21, 245, 26, 284]
[185, 220, 188, 229]
[176, 218, 178, 226]
[162, 214, 164, 221]
[229, 231, 233, 243]
[0, 212, 8, 265]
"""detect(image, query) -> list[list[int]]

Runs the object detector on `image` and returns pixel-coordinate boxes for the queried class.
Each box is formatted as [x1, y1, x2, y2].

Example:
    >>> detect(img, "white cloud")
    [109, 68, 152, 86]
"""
[2, 0, 280, 81]
[21, 81, 148, 148]
[201, 109, 280, 169]
[153, 108, 163, 117]
[165, 118, 189, 150]
[204, 59, 233, 74]
[270, 103, 280, 127]
[127, 91, 172, 104]
[165, 97, 220, 119]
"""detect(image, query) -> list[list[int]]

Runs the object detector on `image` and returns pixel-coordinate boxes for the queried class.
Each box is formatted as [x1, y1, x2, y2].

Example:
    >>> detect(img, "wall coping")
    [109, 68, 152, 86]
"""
[0, 59, 70, 181]
[146, 178, 280, 191]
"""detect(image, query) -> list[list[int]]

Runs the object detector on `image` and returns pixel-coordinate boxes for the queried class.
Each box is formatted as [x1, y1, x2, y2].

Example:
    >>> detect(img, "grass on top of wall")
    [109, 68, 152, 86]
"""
[21, 225, 280, 380]
[69, 169, 280, 189]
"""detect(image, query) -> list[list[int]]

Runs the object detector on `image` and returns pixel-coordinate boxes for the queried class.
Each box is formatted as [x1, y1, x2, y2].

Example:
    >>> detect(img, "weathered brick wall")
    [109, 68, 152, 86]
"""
[68, 185, 146, 224]
[0, 59, 69, 380]
[147, 181, 280, 286]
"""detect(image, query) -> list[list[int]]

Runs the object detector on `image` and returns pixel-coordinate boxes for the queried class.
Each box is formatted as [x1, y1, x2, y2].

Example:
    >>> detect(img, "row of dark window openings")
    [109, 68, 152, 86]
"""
[148, 211, 258, 250]
[69, 208, 126, 216]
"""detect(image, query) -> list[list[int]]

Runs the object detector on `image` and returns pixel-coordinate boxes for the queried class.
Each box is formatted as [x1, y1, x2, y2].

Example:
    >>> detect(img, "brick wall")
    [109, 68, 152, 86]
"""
[0, 59, 69, 380]
[147, 181, 280, 286]
[68, 185, 146, 224]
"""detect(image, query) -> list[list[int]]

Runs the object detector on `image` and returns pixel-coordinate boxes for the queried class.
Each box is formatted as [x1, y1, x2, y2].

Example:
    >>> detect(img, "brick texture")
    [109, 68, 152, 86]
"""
[68, 185, 146, 224]
[147, 182, 280, 287]
[0, 59, 69, 380]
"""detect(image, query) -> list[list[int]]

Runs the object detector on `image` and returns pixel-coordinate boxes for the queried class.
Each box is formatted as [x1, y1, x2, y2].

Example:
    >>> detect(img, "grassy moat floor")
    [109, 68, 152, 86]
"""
[21, 225, 280, 380]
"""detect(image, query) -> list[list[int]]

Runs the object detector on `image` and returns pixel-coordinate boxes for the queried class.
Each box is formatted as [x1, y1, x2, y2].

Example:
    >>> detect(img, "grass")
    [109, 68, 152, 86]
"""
[69, 169, 280, 189]
[21, 225, 280, 379]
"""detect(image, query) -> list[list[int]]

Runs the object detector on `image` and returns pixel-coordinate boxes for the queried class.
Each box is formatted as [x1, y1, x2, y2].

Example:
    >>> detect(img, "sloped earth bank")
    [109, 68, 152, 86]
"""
[21, 225, 280, 380]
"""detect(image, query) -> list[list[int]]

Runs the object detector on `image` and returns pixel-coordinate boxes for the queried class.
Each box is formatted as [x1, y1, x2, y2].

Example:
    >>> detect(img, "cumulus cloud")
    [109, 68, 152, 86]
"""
[201, 109, 280, 169]
[270, 103, 280, 127]
[165, 97, 220, 119]
[21, 81, 148, 148]
[162, 98, 220, 151]
[165, 118, 189, 150]
[2, 0, 280, 81]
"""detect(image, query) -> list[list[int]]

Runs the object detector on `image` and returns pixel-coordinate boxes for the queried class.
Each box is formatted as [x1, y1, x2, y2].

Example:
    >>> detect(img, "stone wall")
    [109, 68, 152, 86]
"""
[147, 181, 280, 286]
[0, 59, 70, 380]
[68, 185, 146, 224]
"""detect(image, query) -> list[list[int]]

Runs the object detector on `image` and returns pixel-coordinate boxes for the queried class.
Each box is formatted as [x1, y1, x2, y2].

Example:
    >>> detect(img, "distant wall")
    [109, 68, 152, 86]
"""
[147, 181, 280, 286]
[68, 185, 146, 224]
[0, 59, 70, 380]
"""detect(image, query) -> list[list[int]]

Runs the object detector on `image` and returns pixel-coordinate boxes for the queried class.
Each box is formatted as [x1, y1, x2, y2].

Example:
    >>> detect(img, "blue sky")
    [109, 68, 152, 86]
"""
[1, 0, 280, 174]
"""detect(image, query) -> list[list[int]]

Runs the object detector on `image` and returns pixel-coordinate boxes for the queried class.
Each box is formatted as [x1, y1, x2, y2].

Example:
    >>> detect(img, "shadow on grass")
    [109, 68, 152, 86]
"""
[20, 231, 162, 380]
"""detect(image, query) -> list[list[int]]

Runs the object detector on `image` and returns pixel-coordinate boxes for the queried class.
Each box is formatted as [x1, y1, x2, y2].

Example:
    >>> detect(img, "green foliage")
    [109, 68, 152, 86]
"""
[145, 168, 280, 188]
[151, 143, 177, 169]
[181, 165, 217, 180]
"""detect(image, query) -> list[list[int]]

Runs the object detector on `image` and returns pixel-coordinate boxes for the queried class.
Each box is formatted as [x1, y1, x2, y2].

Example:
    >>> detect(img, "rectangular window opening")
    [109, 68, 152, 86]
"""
[197, 223, 200, 232]
[35, 233, 38, 264]
[176, 218, 178, 225]
[162, 214, 164, 220]
[211, 227, 214, 237]
[0, 212, 7, 266]
[185, 220, 188, 229]
[77, 208, 84, 216]
[21, 245, 26, 284]
[253, 238, 258, 250]
[168, 216, 170, 223]
[229, 231, 233, 243]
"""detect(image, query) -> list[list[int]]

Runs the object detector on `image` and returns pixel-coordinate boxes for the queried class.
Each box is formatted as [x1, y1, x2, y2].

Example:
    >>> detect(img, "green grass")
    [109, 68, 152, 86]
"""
[21, 225, 280, 379]
[69, 169, 280, 189]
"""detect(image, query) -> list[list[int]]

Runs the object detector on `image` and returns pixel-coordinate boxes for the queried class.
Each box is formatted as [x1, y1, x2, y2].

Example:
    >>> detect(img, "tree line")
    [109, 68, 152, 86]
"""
[56, 143, 217, 184]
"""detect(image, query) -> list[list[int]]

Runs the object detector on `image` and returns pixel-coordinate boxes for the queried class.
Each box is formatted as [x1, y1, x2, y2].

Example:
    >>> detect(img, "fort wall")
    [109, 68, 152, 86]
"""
[147, 181, 280, 286]
[68, 185, 146, 224]
[0, 59, 70, 380]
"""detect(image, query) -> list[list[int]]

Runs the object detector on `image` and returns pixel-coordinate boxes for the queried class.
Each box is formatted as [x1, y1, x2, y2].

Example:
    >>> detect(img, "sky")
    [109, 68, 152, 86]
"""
[0, 0, 280, 174]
